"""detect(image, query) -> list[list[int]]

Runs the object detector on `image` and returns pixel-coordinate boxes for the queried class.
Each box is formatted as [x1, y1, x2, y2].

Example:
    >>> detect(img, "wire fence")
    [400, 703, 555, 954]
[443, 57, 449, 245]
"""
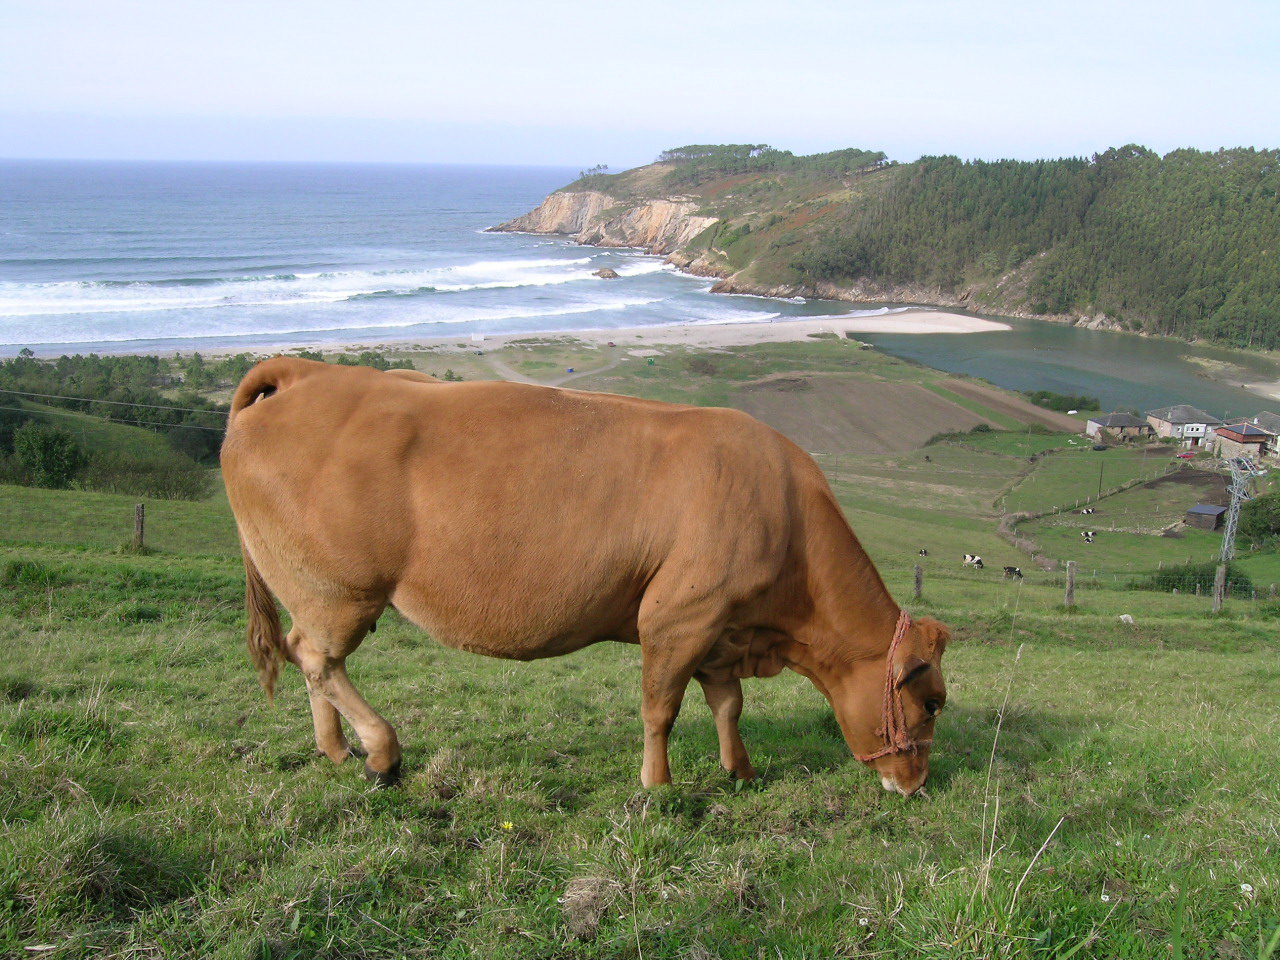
[902, 560, 1278, 610]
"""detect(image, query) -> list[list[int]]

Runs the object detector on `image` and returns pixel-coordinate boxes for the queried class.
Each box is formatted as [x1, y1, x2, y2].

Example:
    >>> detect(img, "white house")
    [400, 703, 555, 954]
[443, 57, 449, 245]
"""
[1145, 405, 1222, 448]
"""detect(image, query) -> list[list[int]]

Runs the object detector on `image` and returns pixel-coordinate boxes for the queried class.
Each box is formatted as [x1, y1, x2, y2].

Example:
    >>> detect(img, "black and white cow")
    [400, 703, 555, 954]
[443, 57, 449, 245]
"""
[1080, 507, 1096, 515]
[918, 548, 929, 557]
[1081, 530, 1096, 543]
[963, 554, 984, 569]
[1003, 566, 1023, 579]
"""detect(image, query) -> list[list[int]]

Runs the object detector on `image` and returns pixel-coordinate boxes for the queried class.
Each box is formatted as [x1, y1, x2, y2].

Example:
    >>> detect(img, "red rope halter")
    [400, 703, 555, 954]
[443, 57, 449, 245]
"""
[854, 610, 932, 762]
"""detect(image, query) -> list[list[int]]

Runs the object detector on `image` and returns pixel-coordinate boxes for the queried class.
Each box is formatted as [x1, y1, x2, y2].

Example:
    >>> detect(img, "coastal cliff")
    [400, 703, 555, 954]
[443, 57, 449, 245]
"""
[494, 184, 1041, 320]
[494, 190, 719, 257]
[491, 143, 1280, 347]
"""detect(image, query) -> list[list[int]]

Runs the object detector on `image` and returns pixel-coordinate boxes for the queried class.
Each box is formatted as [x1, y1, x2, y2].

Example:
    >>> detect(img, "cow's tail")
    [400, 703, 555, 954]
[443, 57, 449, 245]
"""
[242, 541, 285, 703]
[229, 356, 312, 419]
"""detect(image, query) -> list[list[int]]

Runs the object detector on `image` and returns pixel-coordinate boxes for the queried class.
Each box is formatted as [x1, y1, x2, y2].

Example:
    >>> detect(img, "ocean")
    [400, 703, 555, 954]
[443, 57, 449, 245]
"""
[0, 160, 859, 356]
[3, 159, 1277, 416]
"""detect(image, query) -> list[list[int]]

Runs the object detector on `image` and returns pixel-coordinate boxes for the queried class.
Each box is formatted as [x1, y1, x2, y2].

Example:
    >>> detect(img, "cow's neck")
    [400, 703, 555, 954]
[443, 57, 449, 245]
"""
[785, 490, 901, 669]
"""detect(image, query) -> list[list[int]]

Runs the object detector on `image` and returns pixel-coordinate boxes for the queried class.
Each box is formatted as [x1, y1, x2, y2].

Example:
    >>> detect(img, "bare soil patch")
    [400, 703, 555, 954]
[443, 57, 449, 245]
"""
[1141, 467, 1228, 504]
[733, 376, 992, 455]
[940, 379, 1082, 431]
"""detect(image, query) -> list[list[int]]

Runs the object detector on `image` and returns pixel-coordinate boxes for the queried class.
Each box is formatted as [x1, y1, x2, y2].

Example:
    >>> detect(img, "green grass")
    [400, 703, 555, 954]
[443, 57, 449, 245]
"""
[16, 400, 180, 460]
[1, 542, 1276, 959]
[922, 385, 1023, 430]
[0, 480, 240, 556]
[1003, 448, 1177, 515]
[1, 339, 1277, 957]
[942, 430, 1079, 458]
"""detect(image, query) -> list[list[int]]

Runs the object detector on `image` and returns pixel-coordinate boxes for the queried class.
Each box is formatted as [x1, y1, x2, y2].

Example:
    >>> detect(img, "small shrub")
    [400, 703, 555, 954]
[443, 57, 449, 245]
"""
[1023, 390, 1100, 412]
[12, 422, 86, 489]
[1135, 562, 1254, 596]
[2, 558, 62, 587]
[687, 357, 718, 376]
[78, 451, 213, 501]
[117, 604, 163, 623]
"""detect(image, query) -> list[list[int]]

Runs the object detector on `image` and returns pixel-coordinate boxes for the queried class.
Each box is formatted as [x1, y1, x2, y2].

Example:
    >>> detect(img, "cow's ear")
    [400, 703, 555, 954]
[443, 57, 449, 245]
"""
[890, 616, 949, 684]
[914, 616, 950, 657]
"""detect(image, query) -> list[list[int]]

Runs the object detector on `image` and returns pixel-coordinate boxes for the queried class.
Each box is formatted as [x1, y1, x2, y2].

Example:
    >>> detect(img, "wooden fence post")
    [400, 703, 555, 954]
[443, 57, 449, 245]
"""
[1065, 561, 1076, 609]
[133, 503, 145, 551]
[1212, 563, 1227, 614]
[914, 564, 923, 601]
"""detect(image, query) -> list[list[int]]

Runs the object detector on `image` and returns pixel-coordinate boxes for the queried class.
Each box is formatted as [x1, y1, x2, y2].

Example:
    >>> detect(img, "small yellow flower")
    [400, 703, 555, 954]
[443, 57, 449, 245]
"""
[500, 821, 514, 831]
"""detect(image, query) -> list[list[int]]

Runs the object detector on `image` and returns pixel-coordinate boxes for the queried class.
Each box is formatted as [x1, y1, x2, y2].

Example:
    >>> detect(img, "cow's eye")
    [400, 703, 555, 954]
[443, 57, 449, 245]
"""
[925, 699, 942, 717]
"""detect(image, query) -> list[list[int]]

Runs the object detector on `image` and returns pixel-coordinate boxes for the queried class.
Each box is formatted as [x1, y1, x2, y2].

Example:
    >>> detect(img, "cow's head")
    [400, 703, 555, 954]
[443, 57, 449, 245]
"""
[801, 615, 949, 796]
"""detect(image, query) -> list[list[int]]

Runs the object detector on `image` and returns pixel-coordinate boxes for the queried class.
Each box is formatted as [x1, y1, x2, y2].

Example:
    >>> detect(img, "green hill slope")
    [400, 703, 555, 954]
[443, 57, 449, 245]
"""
[501, 143, 1280, 349]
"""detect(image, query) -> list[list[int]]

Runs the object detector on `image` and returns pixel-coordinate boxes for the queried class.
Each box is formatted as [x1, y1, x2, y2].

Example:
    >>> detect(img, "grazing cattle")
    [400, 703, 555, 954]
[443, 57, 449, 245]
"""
[1080, 507, 1096, 515]
[1082, 530, 1097, 542]
[918, 549, 929, 557]
[963, 554, 984, 569]
[1003, 566, 1023, 579]
[222, 358, 949, 795]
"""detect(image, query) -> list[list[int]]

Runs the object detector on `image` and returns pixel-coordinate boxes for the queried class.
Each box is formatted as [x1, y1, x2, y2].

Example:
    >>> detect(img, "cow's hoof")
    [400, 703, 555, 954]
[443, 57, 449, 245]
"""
[316, 744, 362, 764]
[364, 759, 402, 789]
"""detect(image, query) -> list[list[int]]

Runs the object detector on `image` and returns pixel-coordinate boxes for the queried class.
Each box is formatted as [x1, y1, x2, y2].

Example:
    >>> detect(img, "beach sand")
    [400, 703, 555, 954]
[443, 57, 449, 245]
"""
[1242, 379, 1280, 402]
[215, 309, 1009, 360]
[535, 309, 1010, 349]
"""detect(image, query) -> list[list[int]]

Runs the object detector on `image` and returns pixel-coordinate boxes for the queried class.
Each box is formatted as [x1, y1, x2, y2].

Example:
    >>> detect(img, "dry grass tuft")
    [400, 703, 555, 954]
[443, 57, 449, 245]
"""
[561, 874, 620, 940]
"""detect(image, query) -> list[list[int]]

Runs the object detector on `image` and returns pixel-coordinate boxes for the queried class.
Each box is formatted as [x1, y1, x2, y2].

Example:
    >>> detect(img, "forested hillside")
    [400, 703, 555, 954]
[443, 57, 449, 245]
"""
[546, 144, 1280, 349]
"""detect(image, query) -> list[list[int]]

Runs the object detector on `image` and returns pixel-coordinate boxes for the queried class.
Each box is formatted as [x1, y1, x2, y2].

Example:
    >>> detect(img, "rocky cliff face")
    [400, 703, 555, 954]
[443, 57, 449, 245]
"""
[491, 191, 718, 257]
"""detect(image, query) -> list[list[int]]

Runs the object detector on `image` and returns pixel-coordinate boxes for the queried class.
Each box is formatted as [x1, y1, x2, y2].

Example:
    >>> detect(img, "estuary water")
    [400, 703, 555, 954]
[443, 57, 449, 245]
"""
[2, 159, 1276, 417]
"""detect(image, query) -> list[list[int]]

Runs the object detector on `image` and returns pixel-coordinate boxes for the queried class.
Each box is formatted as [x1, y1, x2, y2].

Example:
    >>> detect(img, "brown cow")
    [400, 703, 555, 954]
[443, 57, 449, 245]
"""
[221, 358, 948, 794]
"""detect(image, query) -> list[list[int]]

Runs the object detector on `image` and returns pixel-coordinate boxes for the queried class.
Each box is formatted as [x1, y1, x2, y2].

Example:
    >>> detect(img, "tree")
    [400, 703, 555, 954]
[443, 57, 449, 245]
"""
[12, 422, 86, 489]
[1239, 493, 1280, 546]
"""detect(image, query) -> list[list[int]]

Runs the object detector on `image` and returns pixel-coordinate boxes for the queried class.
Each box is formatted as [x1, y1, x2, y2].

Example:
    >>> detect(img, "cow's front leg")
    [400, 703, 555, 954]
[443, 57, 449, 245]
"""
[638, 635, 719, 787]
[698, 676, 756, 780]
[639, 668, 686, 787]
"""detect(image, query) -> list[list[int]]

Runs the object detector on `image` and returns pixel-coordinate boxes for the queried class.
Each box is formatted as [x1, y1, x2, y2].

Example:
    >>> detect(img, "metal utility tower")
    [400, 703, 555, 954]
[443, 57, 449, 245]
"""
[1219, 456, 1266, 563]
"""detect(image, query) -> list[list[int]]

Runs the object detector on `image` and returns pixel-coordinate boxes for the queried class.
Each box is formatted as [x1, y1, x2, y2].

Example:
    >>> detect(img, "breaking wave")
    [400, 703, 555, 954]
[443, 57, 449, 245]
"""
[0, 255, 660, 318]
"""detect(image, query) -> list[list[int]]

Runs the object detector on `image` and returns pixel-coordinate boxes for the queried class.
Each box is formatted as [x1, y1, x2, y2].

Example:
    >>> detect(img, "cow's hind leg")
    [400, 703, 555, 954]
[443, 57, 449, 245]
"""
[698, 676, 756, 780]
[287, 617, 402, 786]
[298, 632, 356, 763]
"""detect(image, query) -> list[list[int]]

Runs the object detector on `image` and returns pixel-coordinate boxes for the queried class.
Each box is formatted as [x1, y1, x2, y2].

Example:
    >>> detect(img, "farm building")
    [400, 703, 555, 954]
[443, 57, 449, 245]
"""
[1185, 503, 1227, 530]
[1086, 412, 1153, 441]
[1146, 405, 1222, 448]
[1217, 413, 1280, 460]
[1211, 422, 1270, 459]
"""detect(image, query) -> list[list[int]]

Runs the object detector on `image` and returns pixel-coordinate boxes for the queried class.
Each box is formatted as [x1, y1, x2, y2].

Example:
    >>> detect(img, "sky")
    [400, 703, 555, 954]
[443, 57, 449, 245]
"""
[1, 0, 1277, 168]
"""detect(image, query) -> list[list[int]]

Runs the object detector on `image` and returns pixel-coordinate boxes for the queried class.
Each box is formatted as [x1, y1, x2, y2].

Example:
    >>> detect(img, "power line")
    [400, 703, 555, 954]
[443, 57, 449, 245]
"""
[0, 403, 225, 433]
[0, 388, 229, 417]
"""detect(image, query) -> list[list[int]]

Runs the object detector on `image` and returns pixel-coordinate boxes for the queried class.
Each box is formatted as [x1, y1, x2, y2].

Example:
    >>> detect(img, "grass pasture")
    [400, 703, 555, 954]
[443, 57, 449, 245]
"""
[1, 540, 1277, 959]
[1, 338, 1278, 958]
